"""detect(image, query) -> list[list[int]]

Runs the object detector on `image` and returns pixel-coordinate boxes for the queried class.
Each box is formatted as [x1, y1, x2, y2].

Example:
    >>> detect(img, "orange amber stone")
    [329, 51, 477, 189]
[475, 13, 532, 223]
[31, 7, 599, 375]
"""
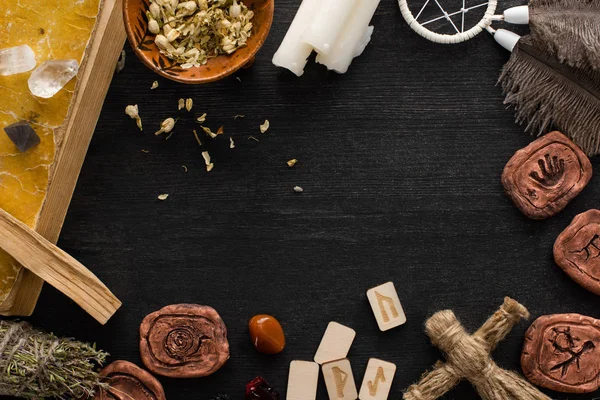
[249, 315, 285, 355]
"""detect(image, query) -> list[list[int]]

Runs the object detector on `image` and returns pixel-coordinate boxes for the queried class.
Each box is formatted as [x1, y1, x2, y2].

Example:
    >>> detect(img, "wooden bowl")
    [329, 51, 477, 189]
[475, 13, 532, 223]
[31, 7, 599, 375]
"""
[123, 0, 274, 84]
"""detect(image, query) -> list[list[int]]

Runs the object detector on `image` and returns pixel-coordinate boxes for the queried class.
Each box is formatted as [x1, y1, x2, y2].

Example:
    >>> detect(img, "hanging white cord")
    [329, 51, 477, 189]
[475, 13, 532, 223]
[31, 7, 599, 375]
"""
[399, 0, 498, 43]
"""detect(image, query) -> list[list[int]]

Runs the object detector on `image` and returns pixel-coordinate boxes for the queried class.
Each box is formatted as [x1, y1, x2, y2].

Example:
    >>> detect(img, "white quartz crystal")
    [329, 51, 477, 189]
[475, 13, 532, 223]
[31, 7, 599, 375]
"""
[0, 45, 36, 76]
[28, 59, 79, 98]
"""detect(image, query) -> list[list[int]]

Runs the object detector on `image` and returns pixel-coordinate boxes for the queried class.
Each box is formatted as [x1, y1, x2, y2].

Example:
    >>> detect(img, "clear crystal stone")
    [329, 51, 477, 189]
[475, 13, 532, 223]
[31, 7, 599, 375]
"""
[0, 45, 36, 76]
[28, 59, 79, 98]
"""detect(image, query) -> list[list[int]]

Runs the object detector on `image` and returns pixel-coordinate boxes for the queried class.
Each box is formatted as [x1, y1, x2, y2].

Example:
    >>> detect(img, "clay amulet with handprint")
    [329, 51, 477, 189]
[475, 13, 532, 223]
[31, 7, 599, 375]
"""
[502, 131, 592, 220]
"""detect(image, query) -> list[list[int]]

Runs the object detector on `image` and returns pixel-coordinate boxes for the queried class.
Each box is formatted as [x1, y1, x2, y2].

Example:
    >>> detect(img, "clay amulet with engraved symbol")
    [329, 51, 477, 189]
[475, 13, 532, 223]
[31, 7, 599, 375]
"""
[92, 360, 166, 400]
[521, 314, 600, 393]
[140, 304, 229, 378]
[554, 209, 600, 295]
[502, 131, 592, 219]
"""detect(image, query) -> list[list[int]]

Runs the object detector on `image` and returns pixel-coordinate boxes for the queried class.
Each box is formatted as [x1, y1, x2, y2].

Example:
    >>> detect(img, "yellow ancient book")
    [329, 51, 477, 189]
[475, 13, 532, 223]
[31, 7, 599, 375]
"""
[0, 0, 101, 303]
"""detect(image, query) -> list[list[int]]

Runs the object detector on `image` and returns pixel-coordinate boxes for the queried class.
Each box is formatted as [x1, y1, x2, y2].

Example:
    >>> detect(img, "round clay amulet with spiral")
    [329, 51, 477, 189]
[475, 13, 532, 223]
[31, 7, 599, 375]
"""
[140, 304, 229, 378]
[501, 131, 592, 220]
[93, 360, 166, 400]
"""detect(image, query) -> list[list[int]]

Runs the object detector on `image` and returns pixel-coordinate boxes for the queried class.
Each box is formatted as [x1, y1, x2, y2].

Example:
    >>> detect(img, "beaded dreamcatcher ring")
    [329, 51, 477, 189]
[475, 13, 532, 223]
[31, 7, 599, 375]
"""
[398, 0, 498, 43]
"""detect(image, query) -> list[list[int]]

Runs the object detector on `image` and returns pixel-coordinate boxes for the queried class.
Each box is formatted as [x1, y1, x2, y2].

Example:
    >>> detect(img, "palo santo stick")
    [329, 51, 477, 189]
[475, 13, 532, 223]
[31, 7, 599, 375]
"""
[301, 0, 358, 56]
[316, 0, 380, 73]
[0, 208, 121, 324]
[272, 0, 320, 76]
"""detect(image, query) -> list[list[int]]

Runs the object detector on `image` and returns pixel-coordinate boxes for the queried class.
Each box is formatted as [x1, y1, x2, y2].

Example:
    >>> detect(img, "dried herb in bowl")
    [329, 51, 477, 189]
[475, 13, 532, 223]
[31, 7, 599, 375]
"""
[148, 0, 254, 68]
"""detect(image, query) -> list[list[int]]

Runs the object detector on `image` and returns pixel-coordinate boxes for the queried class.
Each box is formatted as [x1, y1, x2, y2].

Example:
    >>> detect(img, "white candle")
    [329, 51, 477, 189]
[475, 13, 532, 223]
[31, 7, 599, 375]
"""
[316, 0, 380, 73]
[301, 0, 358, 56]
[272, 0, 320, 77]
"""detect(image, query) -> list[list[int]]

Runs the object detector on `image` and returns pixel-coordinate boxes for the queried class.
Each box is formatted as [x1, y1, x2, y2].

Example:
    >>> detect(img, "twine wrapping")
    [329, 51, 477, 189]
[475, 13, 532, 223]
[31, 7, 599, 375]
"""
[404, 297, 550, 400]
[0, 320, 107, 399]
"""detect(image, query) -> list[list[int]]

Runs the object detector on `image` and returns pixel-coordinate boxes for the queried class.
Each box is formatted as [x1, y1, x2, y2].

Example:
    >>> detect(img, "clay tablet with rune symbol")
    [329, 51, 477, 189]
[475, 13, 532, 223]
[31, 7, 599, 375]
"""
[554, 209, 600, 295]
[93, 360, 166, 400]
[521, 314, 600, 393]
[140, 304, 230, 378]
[502, 131, 592, 219]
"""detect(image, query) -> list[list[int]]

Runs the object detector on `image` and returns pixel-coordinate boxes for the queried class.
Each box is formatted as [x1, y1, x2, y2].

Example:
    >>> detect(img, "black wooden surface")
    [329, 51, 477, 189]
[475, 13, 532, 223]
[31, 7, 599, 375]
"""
[16, 0, 600, 399]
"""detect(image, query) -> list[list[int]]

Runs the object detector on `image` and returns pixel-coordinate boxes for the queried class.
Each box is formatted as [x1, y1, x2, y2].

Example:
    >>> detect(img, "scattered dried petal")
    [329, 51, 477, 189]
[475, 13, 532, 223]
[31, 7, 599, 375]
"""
[185, 98, 193, 112]
[151, 80, 159, 89]
[236, 77, 242, 83]
[197, 113, 207, 123]
[125, 104, 143, 131]
[234, 114, 244, 120]
[158, 194, 169, 200]
[202, 151, 214, 172]
[216, 126, 224, 135]
[202, 126, 217, 139]
[248, 135, 259, 142]
[182, 165, 188, 172]
[116, 50, 126, 73]
[293, 186, 303, 193]
[142, 149, 149, 153]
[155, 117, 176, 136]
[287, 159, 297, 168]
[229, 137, 235, 149]
[260, 120, 269, 133]
[178, 98, 185, 110]
[193, 129, 202, 146]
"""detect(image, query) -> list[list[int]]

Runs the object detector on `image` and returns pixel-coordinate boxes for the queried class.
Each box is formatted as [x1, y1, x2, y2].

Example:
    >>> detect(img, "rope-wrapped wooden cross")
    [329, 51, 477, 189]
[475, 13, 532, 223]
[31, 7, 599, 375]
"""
[404, 297, 550, 400]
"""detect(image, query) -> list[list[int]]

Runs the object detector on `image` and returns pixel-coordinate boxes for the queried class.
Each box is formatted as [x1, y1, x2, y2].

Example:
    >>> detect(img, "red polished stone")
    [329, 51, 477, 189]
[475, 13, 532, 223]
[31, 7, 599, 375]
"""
[248, 314, 285, 355]
[245, 376, 280, 400]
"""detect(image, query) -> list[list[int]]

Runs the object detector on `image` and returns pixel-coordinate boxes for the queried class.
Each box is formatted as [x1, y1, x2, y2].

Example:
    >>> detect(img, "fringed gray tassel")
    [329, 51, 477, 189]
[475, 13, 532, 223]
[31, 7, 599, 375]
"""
[529, 0, 600, 70]
[499, 36, 600, 156]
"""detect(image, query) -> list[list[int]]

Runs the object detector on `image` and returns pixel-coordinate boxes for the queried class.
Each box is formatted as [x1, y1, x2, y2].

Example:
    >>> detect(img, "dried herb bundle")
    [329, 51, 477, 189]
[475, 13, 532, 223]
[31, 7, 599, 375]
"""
[529, 0, 600, 70]
[0, 321, 107, 399]
[499, 36, 600, 155]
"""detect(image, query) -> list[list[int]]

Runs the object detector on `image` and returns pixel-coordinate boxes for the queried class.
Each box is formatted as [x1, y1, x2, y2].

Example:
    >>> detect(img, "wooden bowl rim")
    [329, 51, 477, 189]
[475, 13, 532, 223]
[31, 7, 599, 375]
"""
[122, 0, 274, 84]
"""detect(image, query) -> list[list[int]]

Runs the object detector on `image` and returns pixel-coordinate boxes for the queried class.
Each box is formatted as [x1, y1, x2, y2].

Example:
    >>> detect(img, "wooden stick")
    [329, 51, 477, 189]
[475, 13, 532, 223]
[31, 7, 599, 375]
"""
[0, 208, 121, 324]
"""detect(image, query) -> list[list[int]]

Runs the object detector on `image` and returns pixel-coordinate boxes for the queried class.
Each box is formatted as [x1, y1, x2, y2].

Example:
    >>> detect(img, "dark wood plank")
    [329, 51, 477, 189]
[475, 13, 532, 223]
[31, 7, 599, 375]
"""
[19, 0, 600, 399]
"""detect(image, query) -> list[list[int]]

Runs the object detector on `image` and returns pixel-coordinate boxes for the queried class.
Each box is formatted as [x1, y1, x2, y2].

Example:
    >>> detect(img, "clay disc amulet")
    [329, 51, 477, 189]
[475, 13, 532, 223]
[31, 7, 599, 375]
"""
[140, 304, 229, 378]
[93, 360, 166, 400]
[502, 131, 592, 219]
[522, 314, 600, 393]
[554, 209, 600, 295]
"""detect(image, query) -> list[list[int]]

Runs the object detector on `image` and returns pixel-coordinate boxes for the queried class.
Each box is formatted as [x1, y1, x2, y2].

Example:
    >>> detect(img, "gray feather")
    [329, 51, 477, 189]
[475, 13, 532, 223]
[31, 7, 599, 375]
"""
[499, 35, 600, 155]
[529, 0, 600, 70]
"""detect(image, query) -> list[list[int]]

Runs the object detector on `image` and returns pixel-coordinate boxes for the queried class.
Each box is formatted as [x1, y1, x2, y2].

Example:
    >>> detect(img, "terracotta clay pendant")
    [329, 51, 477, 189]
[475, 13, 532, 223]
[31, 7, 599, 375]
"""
[502, 131, 592, 219]
[522, 314, 600, 393]
[140, 304, 229, 378]
[93, 360, 166, 400]
[554, 209, 600, 295]
[249, 314, 285, 355]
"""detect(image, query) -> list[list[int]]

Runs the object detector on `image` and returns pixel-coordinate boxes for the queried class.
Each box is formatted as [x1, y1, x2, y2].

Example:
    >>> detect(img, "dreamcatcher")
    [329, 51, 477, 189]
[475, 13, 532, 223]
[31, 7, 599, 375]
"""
[398, 0, 600, 155]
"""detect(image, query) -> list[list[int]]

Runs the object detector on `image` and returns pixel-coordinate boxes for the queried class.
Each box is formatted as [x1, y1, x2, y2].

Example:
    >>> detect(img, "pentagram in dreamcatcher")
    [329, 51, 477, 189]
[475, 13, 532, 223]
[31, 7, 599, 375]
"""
[399, 0, 498, 43]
